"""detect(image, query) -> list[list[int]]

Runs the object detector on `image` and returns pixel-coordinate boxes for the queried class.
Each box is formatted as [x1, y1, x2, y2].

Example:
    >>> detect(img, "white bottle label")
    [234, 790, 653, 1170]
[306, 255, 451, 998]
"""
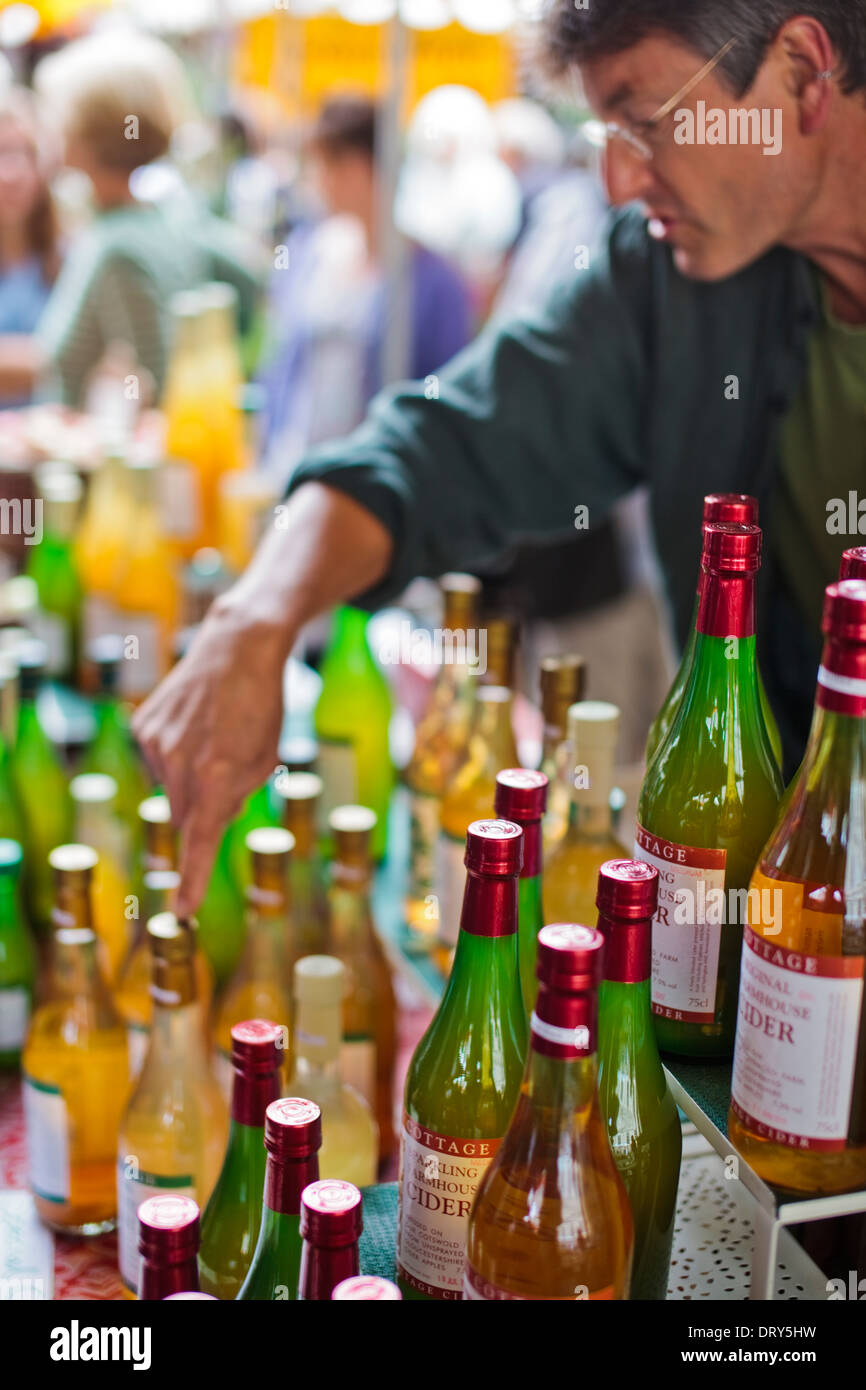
[117, 1165, 195, 1293]
[396, 1112, 500, 1300]
[634, 825, 727, 1024]
[0, 987, 29, 1050]
[0, 1190, 54, 1299]
[434, 831, 466, 948]
[316, 739, 357, 832]
[22, 1078, 69, 1204]
[127, 1024, 149, 1080]
[340, 1036, 376, 1108]
[731, 927, 865, 1150]
[116, 617, 159, 699]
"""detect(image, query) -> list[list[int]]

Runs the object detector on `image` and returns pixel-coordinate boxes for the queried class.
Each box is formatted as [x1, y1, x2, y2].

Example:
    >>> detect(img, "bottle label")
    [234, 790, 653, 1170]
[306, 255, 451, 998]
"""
[0, 987, 30, 1051]
[408, 790, 440, 901]
[434, 831, 466, 948]
[731, 926, 865, 1151]
[462, 1263, 615, 1300]
[315, 739, 357, 832]
[340, 1036, 376, 1108]
[127, 1024, 149, 1079]
[116, 616, 159, 700]
[117, 1166, 195, 1293]
[22, 1077, 69, 1204]
[634, 825, 727, 1024]
[397, 1111, 500, 1300]
[158, 461, 200, 540]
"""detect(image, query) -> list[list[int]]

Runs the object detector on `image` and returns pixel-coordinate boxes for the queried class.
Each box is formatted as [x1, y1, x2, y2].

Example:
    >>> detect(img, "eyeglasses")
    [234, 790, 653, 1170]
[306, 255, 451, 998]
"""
[583, 37, 739, 162]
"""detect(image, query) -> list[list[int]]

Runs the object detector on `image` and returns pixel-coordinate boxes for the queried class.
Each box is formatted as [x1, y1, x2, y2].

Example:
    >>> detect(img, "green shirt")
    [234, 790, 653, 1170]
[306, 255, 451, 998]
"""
[38, 200, 262, 408]
[777, 276, 866, 635]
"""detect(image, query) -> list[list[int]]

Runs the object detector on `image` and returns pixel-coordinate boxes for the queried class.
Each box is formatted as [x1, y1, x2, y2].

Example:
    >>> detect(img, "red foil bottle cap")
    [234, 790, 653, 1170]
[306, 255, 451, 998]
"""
[536, 924, 605, 992]
[596, 860, 659, 922]
[332, 1275, 402, 1301]
[138, 1195, 200, 1263]
[701, 523, 762, 574]
[464, 819, 523, 876]
[300, 1180, 363, 1246]
[703, 493, 758, 526]
[231, 1019, 285, 1076]
[840, 549, 866, 582]
[494, 769, 548, 822]
[163, 1292, 218, 1300]
[823, 581, 866, 643]
[265, 1097, 323, 1159]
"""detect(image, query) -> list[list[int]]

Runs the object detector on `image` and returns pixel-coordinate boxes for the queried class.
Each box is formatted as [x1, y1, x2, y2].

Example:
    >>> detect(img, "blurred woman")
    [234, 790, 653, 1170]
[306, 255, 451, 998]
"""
[0, 89, 59, 405]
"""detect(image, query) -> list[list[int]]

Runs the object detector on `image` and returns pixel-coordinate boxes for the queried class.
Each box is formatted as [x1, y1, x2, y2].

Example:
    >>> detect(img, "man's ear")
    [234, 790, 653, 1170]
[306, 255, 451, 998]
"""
[776, 16, 836, 135]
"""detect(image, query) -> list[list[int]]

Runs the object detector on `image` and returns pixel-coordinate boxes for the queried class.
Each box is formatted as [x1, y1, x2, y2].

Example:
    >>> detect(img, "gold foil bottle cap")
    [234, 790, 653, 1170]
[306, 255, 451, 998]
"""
[138, 795, 172, 825]
[147, 912, 196, 962]
[540, 655, 586, 733]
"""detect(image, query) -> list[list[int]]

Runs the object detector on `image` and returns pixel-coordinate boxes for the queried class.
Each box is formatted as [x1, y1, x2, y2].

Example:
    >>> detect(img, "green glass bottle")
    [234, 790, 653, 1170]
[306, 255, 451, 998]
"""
[197, 826, 245, 987]
[494, 769, 548, 1017]
[273, 772, 329, 963]
[596, 860, 682, 1301]
[313, 607, 393, 861]
[198, 1020, 284, 1300]
[80, 635, 149, 830]
[635, 525, 783, 1057]
[0, 673, 25, 846]
[236, 1097, 322, 1301]
[0, 839, 37, 1069]
[646, 495, 782, 770]
[25, 468, 83, 683]
[11, 641, 71, 933]
[226, 784, 279, 893]
[397, 820, 527, 1301]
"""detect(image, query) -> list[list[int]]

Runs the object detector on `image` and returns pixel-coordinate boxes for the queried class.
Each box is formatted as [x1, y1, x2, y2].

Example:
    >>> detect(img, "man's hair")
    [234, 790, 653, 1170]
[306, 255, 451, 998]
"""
[541, 0, 866, 96]
[310, 97, 378, 161]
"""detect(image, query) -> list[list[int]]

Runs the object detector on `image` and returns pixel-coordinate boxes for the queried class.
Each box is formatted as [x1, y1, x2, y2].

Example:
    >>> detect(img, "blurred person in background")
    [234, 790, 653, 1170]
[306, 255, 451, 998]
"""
[258, 96, 473, 485]
[0, 30, 262, 410]
[0, 88, 60, 406]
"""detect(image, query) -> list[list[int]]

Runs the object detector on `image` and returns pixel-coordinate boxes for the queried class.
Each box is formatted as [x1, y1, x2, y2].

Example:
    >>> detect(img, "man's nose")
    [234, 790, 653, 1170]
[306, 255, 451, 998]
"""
[602, 141, 657, 208]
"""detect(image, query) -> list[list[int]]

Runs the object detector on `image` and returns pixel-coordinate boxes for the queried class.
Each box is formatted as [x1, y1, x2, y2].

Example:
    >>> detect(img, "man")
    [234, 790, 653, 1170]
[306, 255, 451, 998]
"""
[135, 0, 866, 912]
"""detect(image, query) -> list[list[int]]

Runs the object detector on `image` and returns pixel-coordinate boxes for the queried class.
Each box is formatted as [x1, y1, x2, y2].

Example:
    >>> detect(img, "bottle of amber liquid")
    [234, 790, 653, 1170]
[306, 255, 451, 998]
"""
[327, 805, 397, 1164]
[729, 580, 866, 1195]
[214, 828, 295, 1092]
[465, 925, 633, 1300]
[545, 702, 627, 926]
[138, 1194, 201, 1301]
[115, 798, 213, 1076]
[22, 845, 129, 1234]
[404, 573, 481, 951]
[273, 772, 328, 963]
[539, 655, 585, 851]
[117, 913, 228, 1296]
[298, 1180, 363, 1301]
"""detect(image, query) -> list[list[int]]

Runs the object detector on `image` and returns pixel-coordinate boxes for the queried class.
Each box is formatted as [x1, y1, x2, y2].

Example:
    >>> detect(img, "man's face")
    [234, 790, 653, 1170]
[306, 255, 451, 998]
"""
[581, 35, 822, 281]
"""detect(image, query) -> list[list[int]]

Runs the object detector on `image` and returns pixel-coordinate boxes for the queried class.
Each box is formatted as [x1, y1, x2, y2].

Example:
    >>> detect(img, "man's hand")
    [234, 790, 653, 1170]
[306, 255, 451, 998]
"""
[133, 601, 291, 916]
[132, 481, 394, 916]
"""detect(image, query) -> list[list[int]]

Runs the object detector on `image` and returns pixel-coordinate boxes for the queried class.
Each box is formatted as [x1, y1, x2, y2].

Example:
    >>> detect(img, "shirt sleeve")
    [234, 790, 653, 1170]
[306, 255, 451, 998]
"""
[286, 206, 653, 608]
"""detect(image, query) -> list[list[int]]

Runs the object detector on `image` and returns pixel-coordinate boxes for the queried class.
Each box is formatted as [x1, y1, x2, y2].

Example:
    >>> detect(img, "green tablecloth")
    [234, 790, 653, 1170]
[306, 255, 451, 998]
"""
[359, 1182, 398, 1280]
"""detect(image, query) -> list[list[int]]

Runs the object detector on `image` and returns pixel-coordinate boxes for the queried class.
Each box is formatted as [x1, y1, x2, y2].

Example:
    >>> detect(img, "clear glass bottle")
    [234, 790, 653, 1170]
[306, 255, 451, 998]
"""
[284, 955, 377, 1189]
[237, 1097, 322, 1301]
[327, 805, 397, 1165]
[398, 821, 527, 1300]
[70, 772, 130, 983]
[545, 701, 628, 927]
[273, 771, 329, 963]
[404, 573, 481, 949]
[596, 860, 682, 1300]
[214, 829, 295, 1090]
[117, 913, 228, 1296]
[198, 1020, 284, 1299]
[465, 924, 633, 1300]
[539, 655, 585, 851]
[0, 839, 36, 1070]
[22, 844, 129, 1234]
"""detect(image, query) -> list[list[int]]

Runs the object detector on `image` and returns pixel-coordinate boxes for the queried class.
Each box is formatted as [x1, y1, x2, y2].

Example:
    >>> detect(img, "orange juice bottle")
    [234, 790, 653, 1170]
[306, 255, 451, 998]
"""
[112, 459, 180, 703]
[75, 442, 134, 657]
[162, 291, 211, 558]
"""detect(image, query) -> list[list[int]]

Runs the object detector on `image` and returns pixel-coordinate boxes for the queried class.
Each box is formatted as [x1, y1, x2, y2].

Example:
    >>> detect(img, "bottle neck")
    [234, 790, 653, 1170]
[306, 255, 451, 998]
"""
[816, 634, 866, 721]
[283, 804, 316, 858]
[568, 744, 616, 838]
[598, 911, 651, 985]
[516, 819, 542, 879]
[143, 823, 177, 874]
[458, 870, 518, 939]
[475, 696, 517, 767]
[696, 568, 756, 639]
[50, 929, 105, 1001]
[150, 953, 197, 1010]
[231, 1066, 282, 1127]
[328, 867, 373, 945]
[53, 880, 94, 932]
[263, 1150, 320, 1217]
[328, 606, 370, 662]
[140, 1253, 200, 1302]
[293, 996, 340, 1080]
[299, 1241, 360, 1301]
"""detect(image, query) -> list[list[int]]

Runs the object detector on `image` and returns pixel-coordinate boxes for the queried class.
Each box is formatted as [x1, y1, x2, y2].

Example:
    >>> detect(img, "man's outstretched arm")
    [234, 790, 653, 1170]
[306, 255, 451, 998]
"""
[132, 483, 393, 916]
